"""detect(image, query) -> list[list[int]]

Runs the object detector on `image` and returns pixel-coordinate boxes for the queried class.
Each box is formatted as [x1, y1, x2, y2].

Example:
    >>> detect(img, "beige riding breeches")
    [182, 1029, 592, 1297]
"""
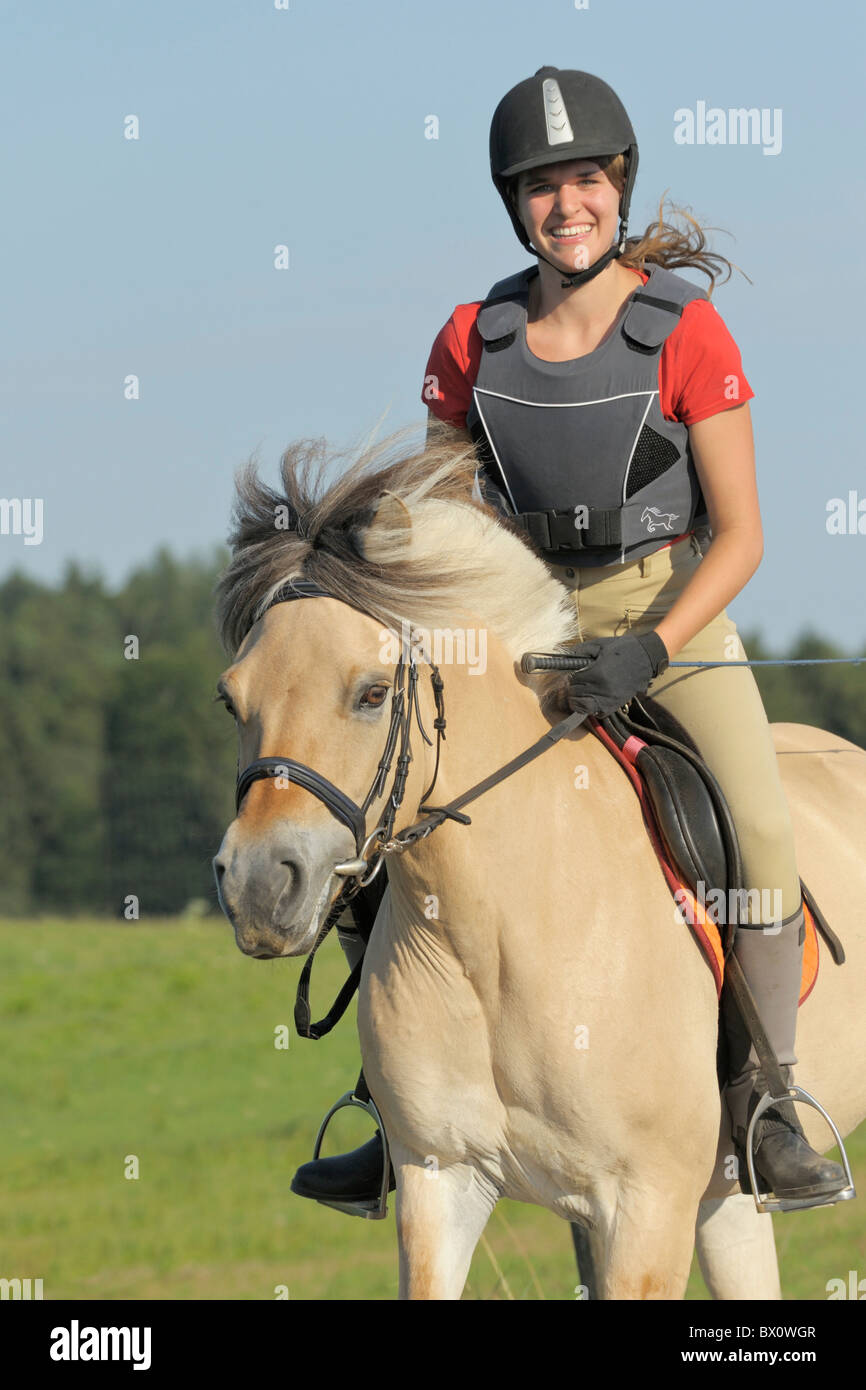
[547, 532, 802, 923]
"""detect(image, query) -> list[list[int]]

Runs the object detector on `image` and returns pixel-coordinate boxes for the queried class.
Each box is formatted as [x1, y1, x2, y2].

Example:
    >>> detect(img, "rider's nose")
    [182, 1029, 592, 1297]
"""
[555, 188, 584, 220]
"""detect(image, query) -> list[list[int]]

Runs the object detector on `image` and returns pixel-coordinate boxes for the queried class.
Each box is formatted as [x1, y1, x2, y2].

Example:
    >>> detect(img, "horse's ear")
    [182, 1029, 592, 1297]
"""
[371, 489, 412, 531]
[350, 489, 412, 558]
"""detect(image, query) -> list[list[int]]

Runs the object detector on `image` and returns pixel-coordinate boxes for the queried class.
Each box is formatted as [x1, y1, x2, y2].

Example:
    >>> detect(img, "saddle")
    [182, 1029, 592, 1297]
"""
[591, 695, 844, 999]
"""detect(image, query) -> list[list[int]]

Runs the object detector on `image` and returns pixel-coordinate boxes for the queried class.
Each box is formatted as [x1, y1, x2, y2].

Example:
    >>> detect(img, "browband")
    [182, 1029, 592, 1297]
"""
[266, 577, 333, 607]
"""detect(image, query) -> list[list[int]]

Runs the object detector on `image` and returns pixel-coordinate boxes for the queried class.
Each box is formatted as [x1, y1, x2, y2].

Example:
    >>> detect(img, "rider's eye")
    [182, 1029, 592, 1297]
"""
[360, 684, 389, 708]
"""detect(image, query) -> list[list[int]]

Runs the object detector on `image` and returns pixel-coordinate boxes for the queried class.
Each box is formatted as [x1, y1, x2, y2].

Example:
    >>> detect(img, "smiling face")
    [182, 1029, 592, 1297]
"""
[511, 157, 622, 271]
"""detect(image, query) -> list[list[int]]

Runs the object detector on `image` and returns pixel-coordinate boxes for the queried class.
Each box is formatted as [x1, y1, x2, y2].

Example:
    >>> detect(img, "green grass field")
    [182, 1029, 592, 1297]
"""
[1, 917, 863, 1300]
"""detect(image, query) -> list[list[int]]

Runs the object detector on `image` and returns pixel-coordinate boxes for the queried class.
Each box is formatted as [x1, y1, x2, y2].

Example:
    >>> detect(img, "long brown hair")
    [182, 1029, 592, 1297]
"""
[509, 153, 747, 297]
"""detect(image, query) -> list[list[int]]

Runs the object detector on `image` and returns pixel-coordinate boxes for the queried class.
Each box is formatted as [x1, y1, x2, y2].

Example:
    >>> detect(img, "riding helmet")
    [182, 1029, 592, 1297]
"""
[489, 66, 639, 286]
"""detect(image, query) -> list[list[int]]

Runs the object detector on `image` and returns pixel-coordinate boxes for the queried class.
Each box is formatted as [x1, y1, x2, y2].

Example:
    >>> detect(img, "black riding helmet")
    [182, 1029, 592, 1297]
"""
[490, 66, 639, 289]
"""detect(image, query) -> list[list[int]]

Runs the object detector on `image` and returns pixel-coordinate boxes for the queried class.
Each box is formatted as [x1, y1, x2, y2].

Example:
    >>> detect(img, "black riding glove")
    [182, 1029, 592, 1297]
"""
[565, 632, 670, 717]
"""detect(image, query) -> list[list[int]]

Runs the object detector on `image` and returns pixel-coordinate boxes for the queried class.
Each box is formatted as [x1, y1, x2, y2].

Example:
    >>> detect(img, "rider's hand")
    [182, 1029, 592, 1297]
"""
[565, 632, 670, 717]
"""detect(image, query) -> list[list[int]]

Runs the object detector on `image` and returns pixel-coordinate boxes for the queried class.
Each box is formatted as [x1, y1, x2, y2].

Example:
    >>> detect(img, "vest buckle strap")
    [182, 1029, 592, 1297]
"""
[511, 507, 623, 551]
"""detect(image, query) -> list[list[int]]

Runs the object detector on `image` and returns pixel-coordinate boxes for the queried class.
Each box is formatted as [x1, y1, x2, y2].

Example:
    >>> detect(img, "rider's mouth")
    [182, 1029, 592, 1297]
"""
[549, 222, 593, 243]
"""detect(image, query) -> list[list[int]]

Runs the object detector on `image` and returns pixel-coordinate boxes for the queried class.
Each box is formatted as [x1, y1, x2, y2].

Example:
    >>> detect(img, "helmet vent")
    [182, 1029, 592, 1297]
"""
[542, 79, 574, 146]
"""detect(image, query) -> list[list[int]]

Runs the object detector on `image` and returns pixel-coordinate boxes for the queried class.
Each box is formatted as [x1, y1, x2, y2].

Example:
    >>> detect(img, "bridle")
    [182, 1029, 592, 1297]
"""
[234, 577, 450, 895]
[232, 575, 588, 1039]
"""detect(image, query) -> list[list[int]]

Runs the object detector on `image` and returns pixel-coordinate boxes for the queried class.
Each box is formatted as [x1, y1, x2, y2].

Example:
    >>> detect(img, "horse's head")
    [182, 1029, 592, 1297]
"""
[212, 426, 579, 959]
[213, 570, 439, 958]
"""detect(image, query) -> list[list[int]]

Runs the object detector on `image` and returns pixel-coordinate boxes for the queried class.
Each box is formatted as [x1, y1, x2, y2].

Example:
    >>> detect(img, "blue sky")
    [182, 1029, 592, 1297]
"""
[2, 0, 864, 647]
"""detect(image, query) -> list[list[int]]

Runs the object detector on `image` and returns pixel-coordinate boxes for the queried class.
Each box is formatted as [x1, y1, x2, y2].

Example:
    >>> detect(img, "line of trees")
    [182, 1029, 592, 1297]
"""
[0, 551, 864, 917]
[0, 549, 236, 917]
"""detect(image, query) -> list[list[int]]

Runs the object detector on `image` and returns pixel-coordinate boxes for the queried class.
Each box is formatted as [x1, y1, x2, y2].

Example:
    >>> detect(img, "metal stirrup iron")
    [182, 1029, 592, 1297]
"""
[309, 1072, 391, 1220]
[726, 955, 856, 1214]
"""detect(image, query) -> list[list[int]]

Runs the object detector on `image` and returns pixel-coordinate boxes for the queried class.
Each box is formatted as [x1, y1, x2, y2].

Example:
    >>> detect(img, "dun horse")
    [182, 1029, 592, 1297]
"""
[214, 431, 866, 1299]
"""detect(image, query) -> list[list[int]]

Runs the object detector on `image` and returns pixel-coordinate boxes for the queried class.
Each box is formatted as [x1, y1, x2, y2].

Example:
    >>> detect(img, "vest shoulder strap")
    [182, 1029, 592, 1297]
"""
[474, 262, 708, 349]
[622, 263, 708, 349]
[475, 267, 535, 342]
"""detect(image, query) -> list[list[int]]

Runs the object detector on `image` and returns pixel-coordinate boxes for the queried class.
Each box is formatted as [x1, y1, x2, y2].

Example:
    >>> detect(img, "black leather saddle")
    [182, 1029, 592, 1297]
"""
[598, 694, 741, 958]
[597, 694, 844, 966]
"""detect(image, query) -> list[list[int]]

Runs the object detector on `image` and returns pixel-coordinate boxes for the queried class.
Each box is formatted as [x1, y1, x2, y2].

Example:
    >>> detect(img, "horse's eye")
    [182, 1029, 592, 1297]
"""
[361, 684, 389, 708]
[214, 690, 237, 718]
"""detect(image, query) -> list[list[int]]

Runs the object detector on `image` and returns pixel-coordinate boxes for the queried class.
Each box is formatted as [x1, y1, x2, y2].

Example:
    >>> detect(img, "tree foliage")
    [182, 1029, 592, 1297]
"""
[0, 557, 863, 916]
[0, 550, 236, 916]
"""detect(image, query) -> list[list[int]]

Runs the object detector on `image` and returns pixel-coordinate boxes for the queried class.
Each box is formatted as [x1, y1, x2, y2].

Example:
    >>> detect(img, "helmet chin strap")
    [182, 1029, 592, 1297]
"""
[532, 217, 629, 290]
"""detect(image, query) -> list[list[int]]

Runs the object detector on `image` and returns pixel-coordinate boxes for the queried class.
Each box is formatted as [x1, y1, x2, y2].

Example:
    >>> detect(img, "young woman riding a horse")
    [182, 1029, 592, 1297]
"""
[292, 65, 847, 1212]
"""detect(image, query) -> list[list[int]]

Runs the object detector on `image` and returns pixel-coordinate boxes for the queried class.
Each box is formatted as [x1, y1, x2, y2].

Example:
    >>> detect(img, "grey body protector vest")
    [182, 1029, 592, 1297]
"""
[465, 262, 711, 567]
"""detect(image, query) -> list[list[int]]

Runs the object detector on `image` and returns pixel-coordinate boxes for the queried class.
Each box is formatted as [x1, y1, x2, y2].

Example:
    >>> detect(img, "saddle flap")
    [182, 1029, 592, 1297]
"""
[635, 744, 728, 895]
[591, 709, 823, 1006]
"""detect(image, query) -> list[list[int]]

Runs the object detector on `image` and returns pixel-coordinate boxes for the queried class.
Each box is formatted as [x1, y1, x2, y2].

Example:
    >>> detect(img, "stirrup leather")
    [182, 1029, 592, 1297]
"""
[745, 1085, 857, 1214]
[310, 1089, 391, 1220]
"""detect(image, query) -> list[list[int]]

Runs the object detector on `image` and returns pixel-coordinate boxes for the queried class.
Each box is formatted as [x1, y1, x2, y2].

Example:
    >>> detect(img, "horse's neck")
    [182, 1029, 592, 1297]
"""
[384, 631, 610, 981]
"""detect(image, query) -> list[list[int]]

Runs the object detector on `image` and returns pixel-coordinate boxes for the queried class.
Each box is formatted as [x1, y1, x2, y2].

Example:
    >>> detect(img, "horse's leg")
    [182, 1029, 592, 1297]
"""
[597, 1184, 702, 1299]
[695, 1195, 781, 1300]
[393, 1146, 499, 1300]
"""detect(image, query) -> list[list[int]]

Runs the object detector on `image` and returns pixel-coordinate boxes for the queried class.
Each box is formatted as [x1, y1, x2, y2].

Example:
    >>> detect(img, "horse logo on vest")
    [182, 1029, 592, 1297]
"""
[642, 506, 680, 534]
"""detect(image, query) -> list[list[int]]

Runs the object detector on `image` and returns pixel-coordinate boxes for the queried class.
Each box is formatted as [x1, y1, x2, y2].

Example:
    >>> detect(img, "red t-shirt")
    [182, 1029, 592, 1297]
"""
[421, 266, 754, 429]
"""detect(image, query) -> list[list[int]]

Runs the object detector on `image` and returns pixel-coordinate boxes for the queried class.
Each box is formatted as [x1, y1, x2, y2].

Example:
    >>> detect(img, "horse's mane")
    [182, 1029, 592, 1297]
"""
[215, 423, 580, 680]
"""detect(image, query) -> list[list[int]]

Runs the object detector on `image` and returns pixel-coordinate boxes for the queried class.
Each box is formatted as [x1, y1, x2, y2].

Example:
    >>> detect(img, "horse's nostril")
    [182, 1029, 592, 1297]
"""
[279, 860, 300, 889]
[213, 858, 225, 882]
